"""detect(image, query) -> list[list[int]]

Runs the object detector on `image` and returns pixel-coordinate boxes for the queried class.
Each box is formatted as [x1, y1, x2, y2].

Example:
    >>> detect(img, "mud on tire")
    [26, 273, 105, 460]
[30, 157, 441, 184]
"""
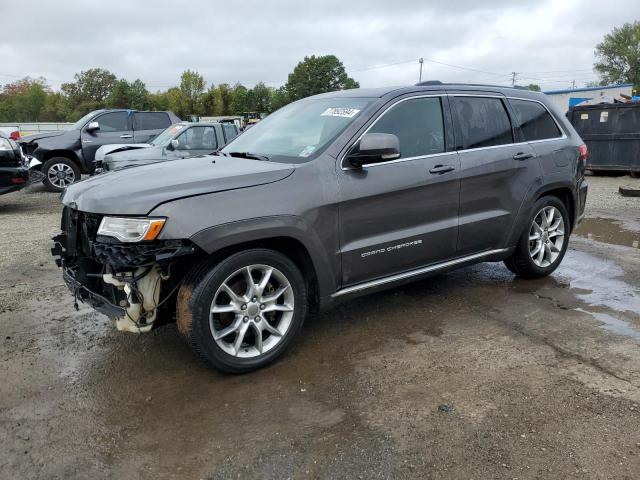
[177, 249, 307, 373]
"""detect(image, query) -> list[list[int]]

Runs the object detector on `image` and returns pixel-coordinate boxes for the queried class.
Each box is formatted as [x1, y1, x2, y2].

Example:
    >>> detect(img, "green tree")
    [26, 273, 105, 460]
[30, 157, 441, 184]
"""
[527, 84, 541, 92]
[230, 83, 249, 115]
[149, 91, 170, 111]
[166, 87, 188, 118]
[179, 70, 206, 115]
[106, 79, 132, 108]
[202, 85, 220, 115]
[61, 68, 117, 105]
[250, 82, 272, 113]
[270, 86, 290, 112]
[285, 55, 359, 101]
[216, 83, 233, 115]
[129, 79, 150, 110]
[594, 21, 640, 88]
[0, 77, 52, 122]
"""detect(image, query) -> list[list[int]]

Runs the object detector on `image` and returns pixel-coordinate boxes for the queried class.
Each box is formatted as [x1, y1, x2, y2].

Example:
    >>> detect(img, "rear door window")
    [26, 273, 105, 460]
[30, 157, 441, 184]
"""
[451, 96, 513, 149]
[95, 112, 129, 132]
[368, 97, 445, 159]
[509, 99, 562, 141]
[222, 123, 238, 142]
[134, 112, 171, 130]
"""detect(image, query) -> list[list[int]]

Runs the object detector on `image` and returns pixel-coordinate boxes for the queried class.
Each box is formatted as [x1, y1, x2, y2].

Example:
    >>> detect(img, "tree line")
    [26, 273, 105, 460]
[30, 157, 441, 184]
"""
[0, 54, 359, 123]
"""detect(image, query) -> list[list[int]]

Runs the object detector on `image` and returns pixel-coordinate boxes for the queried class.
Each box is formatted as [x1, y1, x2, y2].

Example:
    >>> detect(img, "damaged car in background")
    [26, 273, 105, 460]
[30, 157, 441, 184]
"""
[20, 109, 180, 191]
[0, 129, 40, 195]
[52, 82, 588, 373]
[93, 121, 240, 173]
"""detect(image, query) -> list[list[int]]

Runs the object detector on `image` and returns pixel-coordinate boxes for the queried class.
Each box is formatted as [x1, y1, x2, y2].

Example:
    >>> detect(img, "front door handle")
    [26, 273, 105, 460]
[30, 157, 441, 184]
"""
[120, 134, 133, 139]
[513, 152, 535, 161]
[429, 164, 455, 174]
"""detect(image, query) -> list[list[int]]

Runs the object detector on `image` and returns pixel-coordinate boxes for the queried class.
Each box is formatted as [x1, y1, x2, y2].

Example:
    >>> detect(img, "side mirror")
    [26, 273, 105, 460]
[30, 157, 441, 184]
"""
[347, 133, 400, 168]
[168, 139, 179, 150]
[86, 121, 100, 132]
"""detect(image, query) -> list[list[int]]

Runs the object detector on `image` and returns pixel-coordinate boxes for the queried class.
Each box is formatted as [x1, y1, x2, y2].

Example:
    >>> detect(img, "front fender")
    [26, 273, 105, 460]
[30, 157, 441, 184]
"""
[189, 215, 338, 301]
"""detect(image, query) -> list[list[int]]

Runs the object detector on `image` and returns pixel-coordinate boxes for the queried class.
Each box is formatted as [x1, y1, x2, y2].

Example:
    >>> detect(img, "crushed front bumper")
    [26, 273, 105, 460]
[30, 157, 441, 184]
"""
[61, 264, 125, 318]
[52, 207, 200, 331]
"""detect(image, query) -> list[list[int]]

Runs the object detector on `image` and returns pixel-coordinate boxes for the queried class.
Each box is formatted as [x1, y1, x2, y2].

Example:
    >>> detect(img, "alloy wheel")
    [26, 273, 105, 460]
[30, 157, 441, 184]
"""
[528, 206, 565, 267]
[47, 163, 76, 188]
[209, 264, 294, 358]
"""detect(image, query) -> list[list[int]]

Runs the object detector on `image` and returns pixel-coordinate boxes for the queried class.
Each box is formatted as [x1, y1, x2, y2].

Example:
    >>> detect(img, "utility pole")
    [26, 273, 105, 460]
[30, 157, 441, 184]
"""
[571, 80, 576, 89]
[419, 58, 424, 83]
[511, 71, 519, 87]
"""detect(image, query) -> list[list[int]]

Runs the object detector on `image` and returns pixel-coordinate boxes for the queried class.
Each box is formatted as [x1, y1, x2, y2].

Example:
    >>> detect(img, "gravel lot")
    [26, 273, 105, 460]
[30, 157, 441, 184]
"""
[1, 175, 640, 479]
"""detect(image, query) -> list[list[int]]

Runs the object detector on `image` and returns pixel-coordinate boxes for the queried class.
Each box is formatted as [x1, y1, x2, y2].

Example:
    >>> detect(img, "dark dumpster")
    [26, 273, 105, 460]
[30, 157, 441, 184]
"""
[568, 102, 640, 175]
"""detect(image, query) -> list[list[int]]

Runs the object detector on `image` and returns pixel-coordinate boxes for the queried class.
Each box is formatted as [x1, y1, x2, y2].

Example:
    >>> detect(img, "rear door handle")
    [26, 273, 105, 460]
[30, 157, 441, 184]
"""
[120, 134, 133, 139]
[513, 152, 535, 161]
[429, 164, 455, 174]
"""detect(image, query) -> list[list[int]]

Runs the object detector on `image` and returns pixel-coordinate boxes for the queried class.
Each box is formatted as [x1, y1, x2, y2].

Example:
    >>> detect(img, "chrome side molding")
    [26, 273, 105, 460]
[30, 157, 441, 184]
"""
[332, 248, 509, 298]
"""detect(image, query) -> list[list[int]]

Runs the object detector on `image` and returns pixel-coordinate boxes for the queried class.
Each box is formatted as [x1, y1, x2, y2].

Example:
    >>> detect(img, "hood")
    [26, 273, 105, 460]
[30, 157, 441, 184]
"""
[20, 131, 67, 143]
[62, 154, 295, 215]
[103, 145, 165, 165]
[95, 143, 152, 162]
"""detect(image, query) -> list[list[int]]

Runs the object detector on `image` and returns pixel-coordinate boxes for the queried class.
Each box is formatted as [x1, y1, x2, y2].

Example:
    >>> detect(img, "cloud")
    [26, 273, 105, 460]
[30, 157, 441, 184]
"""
[0, 0, 634, 92]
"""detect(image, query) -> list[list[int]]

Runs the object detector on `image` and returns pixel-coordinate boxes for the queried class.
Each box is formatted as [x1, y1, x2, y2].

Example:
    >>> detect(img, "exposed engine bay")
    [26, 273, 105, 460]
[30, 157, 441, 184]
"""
[51, 207, 199, 333]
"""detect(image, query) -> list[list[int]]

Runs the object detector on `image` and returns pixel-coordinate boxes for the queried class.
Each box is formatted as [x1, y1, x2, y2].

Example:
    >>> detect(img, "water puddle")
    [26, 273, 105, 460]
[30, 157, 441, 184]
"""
[575, 308, 640, 341]
[556, 250, 640, 314]
[575, 217, 640, 249]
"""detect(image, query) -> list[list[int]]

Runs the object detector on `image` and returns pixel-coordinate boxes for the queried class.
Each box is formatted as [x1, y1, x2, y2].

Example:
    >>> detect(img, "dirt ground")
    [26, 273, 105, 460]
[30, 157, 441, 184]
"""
[1, 175, 640, 480]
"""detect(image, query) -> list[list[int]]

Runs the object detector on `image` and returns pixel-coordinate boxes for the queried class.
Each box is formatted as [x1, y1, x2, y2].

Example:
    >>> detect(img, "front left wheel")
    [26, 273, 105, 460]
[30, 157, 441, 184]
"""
[177, 249, 308, 373]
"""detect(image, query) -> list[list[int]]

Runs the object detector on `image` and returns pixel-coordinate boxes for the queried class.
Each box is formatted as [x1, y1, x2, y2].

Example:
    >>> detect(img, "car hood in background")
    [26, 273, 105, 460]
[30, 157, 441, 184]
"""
[62, 154, 295, 215]
[19, 131, 67, 143]
[95, 143, 152, 162]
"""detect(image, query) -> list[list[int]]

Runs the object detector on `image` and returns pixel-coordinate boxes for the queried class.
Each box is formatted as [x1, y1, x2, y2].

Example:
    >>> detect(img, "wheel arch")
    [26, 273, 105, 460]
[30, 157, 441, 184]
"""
[506, 182, 576, 247]
[188, 216, 339, 311]
[535, 187, 575, 231]
[42, 150, 81, 165]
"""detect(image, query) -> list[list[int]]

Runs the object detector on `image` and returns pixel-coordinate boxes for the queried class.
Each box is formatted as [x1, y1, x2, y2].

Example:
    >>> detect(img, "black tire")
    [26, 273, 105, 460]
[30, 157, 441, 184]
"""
[629, 171, 640, 179]
[42, 157, 80, 192]
[177, 249, 308, 373]
[504, 196, 570, 279]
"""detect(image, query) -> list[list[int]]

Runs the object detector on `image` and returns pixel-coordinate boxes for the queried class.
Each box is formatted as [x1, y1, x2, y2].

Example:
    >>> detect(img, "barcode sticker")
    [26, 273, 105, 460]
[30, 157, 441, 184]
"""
[321, 107, 360, 118]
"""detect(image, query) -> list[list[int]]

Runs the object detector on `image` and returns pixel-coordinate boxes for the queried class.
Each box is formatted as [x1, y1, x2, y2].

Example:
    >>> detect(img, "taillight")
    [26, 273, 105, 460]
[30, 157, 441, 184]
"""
[9, 130, 20, 141]
[578, 144, 588, 165]
[11, 176, 27, 185]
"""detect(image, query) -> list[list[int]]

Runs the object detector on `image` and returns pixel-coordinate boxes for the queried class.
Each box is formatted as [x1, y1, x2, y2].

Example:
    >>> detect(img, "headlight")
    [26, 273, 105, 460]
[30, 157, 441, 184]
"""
[98, 217, 166, 242]
[0, 138, 12, 151]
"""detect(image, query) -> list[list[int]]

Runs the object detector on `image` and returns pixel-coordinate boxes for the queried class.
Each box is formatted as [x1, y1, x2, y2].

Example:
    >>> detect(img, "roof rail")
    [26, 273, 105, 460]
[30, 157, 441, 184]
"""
[415, 81, 532, 91]
[415, 80, 443, 86]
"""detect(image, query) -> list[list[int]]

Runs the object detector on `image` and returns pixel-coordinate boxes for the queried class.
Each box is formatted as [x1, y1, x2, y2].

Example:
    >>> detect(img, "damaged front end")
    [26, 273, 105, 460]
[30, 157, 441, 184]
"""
[52, 207, 200, 333]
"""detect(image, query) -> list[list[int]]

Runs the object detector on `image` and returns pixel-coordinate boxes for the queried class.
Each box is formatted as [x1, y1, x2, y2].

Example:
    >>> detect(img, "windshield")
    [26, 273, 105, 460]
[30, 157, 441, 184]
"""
[150, 124, 187, 146]
[71, 111, 100, 130]
[222, 97, 372, 163]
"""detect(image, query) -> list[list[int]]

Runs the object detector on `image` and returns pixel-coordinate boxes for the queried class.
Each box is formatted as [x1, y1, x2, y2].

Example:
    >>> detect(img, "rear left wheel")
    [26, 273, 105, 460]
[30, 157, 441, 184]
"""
[504, 196, 569, 279]
[177, 249, 307, 373]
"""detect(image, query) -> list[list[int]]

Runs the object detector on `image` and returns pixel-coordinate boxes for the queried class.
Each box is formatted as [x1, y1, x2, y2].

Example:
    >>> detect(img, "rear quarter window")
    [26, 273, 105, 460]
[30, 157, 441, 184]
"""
[135, 112, 171, 130]
[509, 99, 562, 141]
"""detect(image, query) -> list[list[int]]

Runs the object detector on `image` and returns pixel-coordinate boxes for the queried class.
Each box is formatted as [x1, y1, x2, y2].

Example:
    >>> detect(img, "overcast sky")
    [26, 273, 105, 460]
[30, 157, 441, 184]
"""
[0, 0, 635, 93]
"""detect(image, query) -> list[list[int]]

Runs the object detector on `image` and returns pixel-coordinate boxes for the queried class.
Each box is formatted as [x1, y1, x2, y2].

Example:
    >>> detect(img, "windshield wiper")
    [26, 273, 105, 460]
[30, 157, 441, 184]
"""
[227, 151, 270, 161]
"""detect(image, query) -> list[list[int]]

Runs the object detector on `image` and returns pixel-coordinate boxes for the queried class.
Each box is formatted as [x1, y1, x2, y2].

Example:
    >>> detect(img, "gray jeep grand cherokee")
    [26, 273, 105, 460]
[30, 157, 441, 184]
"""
[52, 82, 588, 373]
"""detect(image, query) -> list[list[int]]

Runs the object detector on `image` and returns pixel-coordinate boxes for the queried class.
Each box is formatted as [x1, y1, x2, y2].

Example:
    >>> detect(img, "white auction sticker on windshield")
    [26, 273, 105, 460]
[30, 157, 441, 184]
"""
[321, 107, 360, 118]
[299, 145, 316, 157]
